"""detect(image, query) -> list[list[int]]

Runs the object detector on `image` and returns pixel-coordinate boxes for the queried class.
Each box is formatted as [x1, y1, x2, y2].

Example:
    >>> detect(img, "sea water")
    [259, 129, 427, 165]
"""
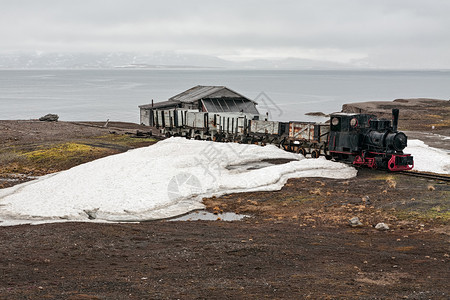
[0, 69, 449, 123]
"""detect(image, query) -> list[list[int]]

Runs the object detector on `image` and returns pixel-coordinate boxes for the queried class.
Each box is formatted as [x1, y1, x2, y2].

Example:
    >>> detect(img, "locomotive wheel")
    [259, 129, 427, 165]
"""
[194, 135, 201, 140]
[296, 147, 306, 156]
[311, 150, 320, 158]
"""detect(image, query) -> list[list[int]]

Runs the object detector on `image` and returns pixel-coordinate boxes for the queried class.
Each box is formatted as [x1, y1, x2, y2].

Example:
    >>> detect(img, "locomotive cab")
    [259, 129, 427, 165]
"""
[328, 113, 375, 157]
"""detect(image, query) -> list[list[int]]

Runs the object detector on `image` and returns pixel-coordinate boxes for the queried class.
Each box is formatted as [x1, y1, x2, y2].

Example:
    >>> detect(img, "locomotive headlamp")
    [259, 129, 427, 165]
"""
[331, 117, 339, 126]
[350, 118, 358, 127]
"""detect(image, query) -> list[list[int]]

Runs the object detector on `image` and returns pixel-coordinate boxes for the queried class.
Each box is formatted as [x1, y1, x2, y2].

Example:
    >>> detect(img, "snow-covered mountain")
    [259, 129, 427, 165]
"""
[0, 52, 358, 70]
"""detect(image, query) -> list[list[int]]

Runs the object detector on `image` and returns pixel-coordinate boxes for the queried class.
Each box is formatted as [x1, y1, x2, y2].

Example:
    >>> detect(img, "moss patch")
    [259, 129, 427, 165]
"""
[24, 143, 98, 161]
[394, 192, 450, 223]
[18, 142, 112, 173]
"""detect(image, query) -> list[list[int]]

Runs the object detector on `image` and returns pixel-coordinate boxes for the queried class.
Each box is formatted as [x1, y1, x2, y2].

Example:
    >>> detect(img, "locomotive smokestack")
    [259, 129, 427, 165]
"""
[392, 108, 399, 132]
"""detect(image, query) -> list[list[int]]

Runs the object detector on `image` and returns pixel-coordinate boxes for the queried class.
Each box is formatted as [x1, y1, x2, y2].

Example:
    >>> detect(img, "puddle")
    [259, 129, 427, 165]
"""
[168, 210, 250, 221]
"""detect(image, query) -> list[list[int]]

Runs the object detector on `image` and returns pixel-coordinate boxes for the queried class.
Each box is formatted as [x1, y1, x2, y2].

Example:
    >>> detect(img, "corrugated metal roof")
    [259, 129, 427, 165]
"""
[139, 100, 180, 109]
[202, 98, 259, 114]
[169, 86, 224, 103]
[139, 86, 258, 113]
[169, 85, 255, 103]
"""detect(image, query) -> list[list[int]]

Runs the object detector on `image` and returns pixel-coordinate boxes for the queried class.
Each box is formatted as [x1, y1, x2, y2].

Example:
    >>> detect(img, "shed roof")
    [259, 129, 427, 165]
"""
[139, 100, 180, 109]
[169, 85, 256, 103]
[202, 98, 259, 114]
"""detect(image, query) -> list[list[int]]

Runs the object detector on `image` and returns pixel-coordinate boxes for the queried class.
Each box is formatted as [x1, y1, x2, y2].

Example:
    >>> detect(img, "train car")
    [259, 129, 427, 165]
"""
[278, 121, 329, 158]
[247, 120, 289, 145]
[215, 112, 257, 142]
[156, 109, 260, 141]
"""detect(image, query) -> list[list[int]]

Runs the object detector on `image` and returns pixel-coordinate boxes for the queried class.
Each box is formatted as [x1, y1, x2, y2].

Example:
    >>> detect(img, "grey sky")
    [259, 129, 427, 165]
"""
[1, 0, 449, 68]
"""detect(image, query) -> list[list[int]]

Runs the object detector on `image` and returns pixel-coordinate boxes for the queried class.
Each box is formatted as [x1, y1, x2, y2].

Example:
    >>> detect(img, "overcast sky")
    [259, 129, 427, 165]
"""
[1, 0, 449, 68]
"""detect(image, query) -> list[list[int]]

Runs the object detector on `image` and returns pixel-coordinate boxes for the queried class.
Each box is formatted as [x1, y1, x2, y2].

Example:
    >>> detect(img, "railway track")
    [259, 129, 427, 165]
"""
[398, 171, 450, 182]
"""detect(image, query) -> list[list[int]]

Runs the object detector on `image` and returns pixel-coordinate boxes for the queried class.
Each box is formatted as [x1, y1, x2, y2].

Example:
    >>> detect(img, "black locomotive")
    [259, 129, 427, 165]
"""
[154, 107, 414, 171]
[328, 109, 413, 171]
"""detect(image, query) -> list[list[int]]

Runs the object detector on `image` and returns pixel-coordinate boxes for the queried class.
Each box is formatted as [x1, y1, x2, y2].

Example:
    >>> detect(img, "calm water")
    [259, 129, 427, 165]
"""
[0, 69, 449, 123]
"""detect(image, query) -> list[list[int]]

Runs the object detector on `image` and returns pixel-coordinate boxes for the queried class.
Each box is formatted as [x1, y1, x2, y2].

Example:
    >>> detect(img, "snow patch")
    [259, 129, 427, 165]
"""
[406, 139, 450, 174]
[0, 138, 356, 226]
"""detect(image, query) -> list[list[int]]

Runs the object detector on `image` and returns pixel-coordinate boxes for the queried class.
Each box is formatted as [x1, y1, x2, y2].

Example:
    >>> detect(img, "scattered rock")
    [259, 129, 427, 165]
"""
[39, 114, 59, 122]
[375, 223, 390, 231]
[213, 206, 223, 214]
[362, 195, 371, 205]
[309, 188, 322, 195]
[349, 217, 363, 227]
[386, 177, 397, 189]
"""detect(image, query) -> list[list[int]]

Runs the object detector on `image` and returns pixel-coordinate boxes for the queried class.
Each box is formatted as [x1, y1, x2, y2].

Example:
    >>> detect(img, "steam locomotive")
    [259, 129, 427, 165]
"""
[327, 109, 413, 171]
[153, 107, 413, 171]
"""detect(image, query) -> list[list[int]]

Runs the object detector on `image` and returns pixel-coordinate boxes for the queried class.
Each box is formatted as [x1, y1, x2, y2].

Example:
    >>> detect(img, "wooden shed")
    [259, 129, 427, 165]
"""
[139, 85, 259, 126]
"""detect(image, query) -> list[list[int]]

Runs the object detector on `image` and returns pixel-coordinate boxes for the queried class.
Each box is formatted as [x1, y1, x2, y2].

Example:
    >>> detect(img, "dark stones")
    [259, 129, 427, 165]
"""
[39, 114, 59, 122]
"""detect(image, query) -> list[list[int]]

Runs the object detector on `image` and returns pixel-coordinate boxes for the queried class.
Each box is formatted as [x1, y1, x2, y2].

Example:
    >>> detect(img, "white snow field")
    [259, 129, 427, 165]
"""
[0, 138, 356, 226]
[406, 139, 450, 174]
[0, 138, 447, 226]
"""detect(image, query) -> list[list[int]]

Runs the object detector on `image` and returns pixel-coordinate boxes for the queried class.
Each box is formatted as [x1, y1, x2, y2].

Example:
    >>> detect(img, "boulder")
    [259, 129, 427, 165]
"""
[39, 114, 59, 122]
[375, 223, 390, 231]
[349, 217, 363, 227]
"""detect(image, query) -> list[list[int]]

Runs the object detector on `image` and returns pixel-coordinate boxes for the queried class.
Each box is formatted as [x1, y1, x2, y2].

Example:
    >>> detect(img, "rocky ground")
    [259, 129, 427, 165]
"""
[342, 98, 450, 135]
[0, 100, 449, 299]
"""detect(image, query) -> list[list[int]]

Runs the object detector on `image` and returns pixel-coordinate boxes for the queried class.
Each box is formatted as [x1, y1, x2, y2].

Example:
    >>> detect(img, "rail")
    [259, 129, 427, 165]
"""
[398, 171, 450, 182]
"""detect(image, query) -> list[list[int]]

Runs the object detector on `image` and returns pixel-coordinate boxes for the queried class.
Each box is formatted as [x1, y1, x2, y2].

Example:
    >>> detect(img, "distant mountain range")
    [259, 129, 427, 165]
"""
[0, 52, 360, 70]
